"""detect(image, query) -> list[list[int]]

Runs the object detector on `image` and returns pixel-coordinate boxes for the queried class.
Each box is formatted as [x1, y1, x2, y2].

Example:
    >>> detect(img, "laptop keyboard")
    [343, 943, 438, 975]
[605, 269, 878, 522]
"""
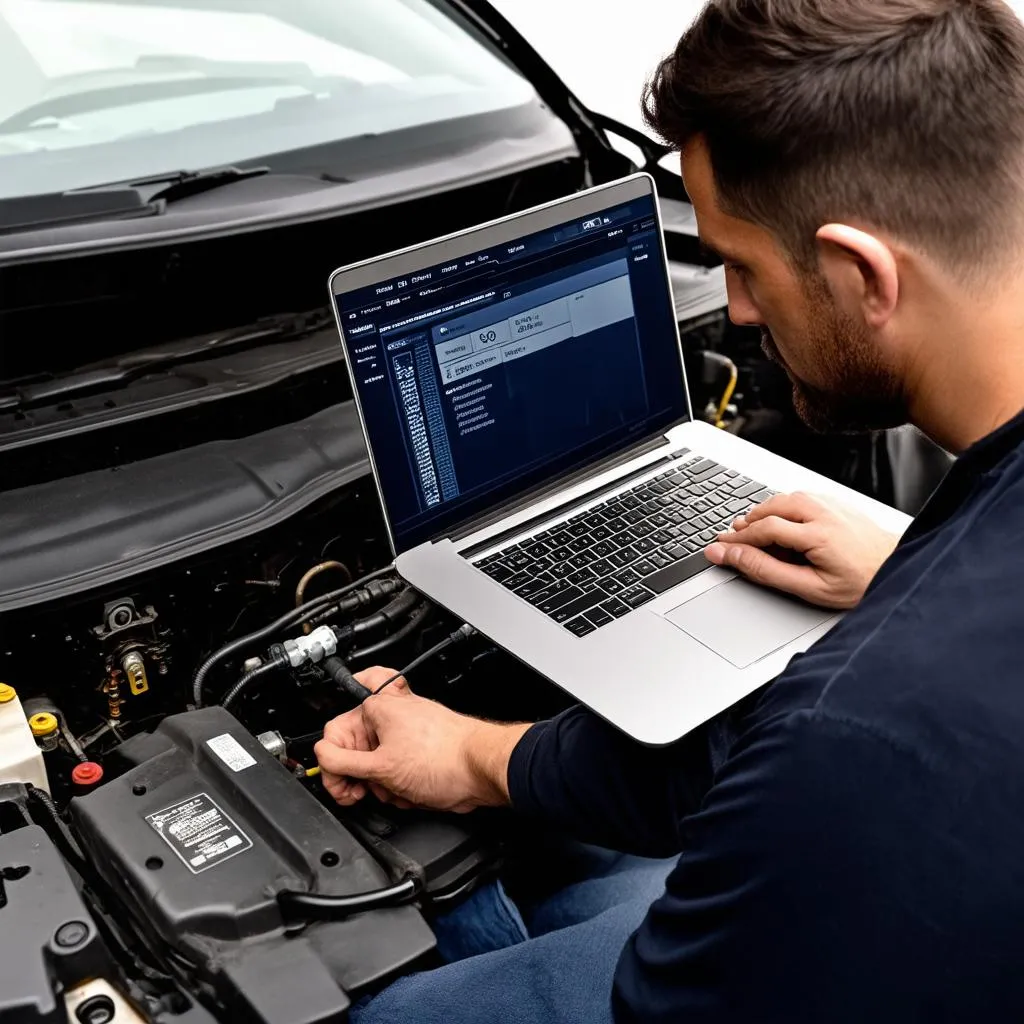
[473, 454, 774, 637]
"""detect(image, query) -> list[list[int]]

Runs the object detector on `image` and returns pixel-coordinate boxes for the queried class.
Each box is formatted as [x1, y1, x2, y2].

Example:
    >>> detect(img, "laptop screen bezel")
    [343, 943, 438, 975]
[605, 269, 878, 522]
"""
[328, 173, 695, 555]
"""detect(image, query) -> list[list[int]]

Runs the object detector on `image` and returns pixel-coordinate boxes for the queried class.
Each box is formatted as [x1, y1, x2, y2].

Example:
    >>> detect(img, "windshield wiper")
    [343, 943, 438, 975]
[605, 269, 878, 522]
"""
[0, 166, 271, 235]
[0, 308, 334, 412]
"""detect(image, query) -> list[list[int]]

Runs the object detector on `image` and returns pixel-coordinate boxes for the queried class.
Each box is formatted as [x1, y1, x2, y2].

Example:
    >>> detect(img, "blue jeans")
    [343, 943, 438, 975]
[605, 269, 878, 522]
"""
[350, 843, 676, 1024]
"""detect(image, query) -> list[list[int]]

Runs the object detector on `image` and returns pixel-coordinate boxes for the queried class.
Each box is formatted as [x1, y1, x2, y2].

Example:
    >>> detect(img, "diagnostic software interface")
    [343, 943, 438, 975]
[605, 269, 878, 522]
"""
[335, 193, 689, 552]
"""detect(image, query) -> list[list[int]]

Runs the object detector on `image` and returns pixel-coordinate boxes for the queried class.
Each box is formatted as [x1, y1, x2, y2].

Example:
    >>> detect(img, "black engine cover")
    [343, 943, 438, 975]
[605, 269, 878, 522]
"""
[71, 708, 435, 1024]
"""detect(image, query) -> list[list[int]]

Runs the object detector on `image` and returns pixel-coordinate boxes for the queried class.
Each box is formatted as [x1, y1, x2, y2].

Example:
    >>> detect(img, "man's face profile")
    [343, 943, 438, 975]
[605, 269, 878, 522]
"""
[681, 137, 907, 434]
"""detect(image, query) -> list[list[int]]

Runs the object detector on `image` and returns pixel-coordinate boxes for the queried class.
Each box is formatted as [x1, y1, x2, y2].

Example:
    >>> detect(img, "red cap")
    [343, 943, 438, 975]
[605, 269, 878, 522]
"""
[71, 762, 104, 788]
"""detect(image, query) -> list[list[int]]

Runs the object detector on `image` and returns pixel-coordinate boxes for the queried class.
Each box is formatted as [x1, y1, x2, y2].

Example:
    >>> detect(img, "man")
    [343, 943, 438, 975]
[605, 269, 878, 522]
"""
[317, 1, 1024, 1019]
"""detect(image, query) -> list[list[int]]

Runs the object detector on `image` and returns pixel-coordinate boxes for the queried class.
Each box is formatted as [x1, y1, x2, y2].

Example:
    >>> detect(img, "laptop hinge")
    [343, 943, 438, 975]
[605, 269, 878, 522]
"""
[450, 432, 681, 552]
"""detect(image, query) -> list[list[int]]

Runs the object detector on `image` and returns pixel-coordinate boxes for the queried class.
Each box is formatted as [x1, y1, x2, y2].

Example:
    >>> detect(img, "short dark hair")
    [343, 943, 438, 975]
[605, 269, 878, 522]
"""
[642, 0, 1024, 279]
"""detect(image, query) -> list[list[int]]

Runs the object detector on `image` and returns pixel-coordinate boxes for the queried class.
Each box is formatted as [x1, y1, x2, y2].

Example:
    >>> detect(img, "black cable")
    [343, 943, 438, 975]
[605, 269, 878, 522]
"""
[348, 602, 431, 663]
[350, 587, 421, 638]
[277, 878, 419, 922]
[321, 655, 373, 702]
[192, 565, 395, 706]
[221, 650, 289, 711]
[304, 577, 405, 632]
[372, 624, 477, 696]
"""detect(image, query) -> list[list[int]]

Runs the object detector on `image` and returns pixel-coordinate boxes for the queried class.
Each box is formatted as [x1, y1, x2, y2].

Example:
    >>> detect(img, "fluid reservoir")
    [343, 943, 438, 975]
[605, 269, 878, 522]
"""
[0, 684, 50, 793]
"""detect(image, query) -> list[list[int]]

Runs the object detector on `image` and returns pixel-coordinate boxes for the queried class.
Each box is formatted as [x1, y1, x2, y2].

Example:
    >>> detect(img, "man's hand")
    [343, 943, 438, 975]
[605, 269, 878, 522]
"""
[704, 492, 900, 609]
[315, 667, 533, 813]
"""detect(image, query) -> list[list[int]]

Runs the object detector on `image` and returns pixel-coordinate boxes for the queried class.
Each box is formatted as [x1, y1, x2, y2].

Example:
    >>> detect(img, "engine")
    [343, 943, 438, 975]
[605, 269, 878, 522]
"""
[0, 511, 554, 1024]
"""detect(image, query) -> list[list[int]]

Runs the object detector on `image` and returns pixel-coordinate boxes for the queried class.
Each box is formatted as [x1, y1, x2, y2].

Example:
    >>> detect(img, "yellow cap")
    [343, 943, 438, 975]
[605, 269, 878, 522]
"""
[0, 684, 16, 704]
[29, 712, 58, 737]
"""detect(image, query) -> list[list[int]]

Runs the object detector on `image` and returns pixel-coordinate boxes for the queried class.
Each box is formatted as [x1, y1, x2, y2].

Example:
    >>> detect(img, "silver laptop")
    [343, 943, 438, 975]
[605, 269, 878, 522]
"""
[328, 174, 908, 744]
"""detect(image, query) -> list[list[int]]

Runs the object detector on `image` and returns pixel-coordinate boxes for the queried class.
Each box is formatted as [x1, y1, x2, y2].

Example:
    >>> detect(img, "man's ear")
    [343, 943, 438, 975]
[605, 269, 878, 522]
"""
[815, 224, 900, 329]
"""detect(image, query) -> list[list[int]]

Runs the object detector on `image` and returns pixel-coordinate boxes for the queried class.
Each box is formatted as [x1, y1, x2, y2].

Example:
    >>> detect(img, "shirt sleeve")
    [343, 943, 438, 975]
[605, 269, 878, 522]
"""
[611, 709, 968, 1024]
[507, 705, 717, 858]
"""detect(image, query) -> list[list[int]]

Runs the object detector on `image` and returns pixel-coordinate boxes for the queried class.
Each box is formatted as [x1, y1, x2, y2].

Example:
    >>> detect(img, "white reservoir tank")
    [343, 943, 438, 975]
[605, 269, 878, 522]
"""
[0, 684, 50, 793]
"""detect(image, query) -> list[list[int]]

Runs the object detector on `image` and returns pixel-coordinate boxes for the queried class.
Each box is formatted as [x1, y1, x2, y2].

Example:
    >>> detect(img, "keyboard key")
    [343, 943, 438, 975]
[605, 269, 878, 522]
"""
[516, 577, 551, 599]
[621, 585, 656, 609]
[583, 513, 606, 529]
[750, 488, 774, 503]
[648, 513, 671, 529]
[634, 537, 656, 554]
[731, 481, 765, 500]
[689, 463, 725, 484]
[535, 584, 583, 614]
[602, 577, 625, 595]
[552, 590, 605, 622]
[684, 459, 718, 477]
[481, 562, 513, 582]
[507, 550, 532, 571]
[569, 552, 595, 570]
[564, 616, 596, 637]
[591, 525, 612, 542]
[623, 509, 646, 525]
[568, 537, 592, 554]
[591, 541, 615, 559]
[619, 495, 641, 510]
[568, 568, 597, 586]
[608, 548, 638, 569]
[528, 557, 553, 574]
[567, 523, 590, 538]
[549, 546, 573, 562]
[698, 529, 717, 543]
[551, 562, 574, 580]
[631, 521, 655, 538]
[604, 502, 627, 517]
[551, 530, 574, 547]
[604, 517, 627, 533]
[601, 597, 631, 618]
[613, 567, 642, 588]
[633, 559, 657, 577]
[651, 530, 674, 546]
[585, 607, 614, 627]
[506, 571, 533, 590]
[590, 558, 616, 578]
[644, 552, 714, 593]
[725, 498, 751, 515]
[648, 551, 672, 569]
[522, 541, 550, 558]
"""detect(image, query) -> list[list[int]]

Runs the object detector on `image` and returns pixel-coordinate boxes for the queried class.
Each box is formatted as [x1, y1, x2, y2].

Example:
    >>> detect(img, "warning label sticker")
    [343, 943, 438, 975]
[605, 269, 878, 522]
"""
[206, 732, 257, 773]
[146, 792, 252, 874]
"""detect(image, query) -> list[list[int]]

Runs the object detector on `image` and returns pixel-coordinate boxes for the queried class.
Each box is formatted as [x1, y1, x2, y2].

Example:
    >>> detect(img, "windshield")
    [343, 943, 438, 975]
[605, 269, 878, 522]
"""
[0, 0, 536, 200]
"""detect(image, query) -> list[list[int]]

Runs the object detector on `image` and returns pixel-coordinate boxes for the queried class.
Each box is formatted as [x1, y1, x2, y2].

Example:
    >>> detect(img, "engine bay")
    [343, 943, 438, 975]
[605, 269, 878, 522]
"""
[0, 478, 578, 1024]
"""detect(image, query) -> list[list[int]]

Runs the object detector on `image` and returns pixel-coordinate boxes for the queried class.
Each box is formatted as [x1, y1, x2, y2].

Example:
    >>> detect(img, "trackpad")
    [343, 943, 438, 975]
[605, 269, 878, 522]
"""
[663, 578, 834, 668]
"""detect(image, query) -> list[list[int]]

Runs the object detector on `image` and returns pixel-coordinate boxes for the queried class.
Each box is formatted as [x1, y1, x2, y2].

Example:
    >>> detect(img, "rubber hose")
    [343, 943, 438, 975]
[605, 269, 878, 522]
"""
[192, 566, 394, 707]
[277, 878, 418, 922]
[348, 602, 431, 663]
[221, 654, 289, 711]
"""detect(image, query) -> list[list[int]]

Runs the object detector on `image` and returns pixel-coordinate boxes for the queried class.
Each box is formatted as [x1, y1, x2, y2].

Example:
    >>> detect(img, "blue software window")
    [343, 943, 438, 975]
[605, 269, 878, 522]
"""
[336, 195, 688, 551]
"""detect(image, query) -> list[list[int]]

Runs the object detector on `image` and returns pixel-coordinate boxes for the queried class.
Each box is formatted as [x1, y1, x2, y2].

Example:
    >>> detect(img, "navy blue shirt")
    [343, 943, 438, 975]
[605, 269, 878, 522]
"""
[508, 410, 1024, 1022]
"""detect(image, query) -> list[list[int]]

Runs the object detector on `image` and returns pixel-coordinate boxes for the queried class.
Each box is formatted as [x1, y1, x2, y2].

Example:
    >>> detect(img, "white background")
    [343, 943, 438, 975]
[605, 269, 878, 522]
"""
[491, 0, 1024, 133]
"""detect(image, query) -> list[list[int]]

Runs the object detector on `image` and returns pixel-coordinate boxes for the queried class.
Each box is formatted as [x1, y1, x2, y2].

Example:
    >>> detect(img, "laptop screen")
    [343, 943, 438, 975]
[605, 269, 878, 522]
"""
[334, 188, 690, 553]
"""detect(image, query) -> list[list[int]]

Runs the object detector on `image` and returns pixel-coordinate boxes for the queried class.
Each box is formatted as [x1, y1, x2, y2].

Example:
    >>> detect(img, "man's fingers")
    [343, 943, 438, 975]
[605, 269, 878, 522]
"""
[321, 771, 367, 806]
[743, 491, 821, 527]
[716, 515, 818, 554]
[354, 666, 410, 694]
[315, 739, 386, 783]
[706, 539, 819, 596]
